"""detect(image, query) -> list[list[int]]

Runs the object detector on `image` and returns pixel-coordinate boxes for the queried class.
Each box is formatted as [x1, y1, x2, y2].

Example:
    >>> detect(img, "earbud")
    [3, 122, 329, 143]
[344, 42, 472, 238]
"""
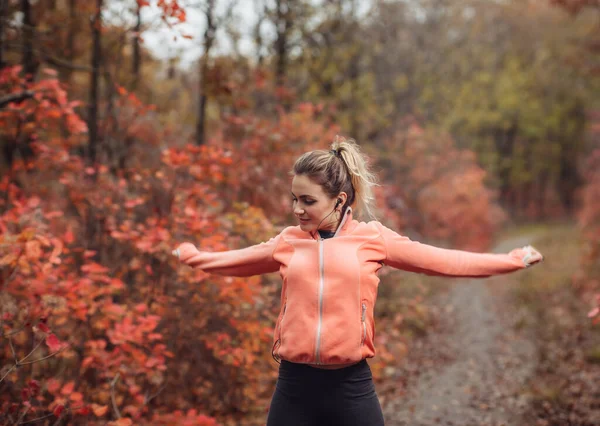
[335, 198, 342, 208]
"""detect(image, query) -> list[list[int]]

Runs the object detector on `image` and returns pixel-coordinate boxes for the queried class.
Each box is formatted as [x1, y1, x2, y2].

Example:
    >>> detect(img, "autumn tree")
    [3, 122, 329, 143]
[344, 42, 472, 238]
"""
[379, 118, 506, 251]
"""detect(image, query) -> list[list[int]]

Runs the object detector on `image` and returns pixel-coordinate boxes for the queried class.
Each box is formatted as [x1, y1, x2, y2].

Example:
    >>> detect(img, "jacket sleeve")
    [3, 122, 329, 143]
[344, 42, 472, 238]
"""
[376, 223, 527, 277]
[176, 233, 283, 277]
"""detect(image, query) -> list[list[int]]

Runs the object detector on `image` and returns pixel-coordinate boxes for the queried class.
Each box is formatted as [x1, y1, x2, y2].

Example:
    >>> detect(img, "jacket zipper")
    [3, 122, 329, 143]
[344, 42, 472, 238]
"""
[315, 238, 325, 364]
[313, 209, 349, 364]
[361, 302, 367, 346]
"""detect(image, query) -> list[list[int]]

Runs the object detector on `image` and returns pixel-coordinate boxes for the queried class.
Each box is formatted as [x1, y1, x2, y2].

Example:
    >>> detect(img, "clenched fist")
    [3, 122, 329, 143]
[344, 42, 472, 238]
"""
[509, 245, 544, 267]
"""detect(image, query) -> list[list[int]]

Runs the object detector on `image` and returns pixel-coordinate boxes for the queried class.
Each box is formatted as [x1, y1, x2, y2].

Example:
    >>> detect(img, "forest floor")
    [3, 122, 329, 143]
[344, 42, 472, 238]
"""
[380, 224, 600, 426]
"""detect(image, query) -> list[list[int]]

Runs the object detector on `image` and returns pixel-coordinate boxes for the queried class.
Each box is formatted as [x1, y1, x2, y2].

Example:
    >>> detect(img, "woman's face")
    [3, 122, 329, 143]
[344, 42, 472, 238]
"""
[291, 174, 339, 233]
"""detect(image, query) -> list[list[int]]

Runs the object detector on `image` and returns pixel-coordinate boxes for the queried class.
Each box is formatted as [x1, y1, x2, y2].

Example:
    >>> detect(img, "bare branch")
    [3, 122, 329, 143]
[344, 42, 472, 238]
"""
[19, 338, 45, 364]
[0, 364, 17, 384]
[8, 335, 17, 362]
[144, 382, 167, 405]
[0, 91, 34, 109]
[19, 342, 71, 366]
[16, 405, 31, 424]
[18, 412, 57, 425]
[111, 372, 121, 419]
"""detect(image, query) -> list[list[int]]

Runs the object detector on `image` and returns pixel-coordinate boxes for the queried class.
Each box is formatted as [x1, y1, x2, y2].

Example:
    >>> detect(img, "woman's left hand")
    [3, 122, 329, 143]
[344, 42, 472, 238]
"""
[518, 245, 544, 267]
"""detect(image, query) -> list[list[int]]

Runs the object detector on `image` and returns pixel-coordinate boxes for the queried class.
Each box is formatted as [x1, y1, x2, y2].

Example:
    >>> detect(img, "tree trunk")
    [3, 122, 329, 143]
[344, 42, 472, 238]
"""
[88, 0, 103, 164]
[65, 0, 76, 81]
[196, 59, 208, 145]
[494, 123, 517, 212]
[274, 0, 290, 87]
[557, 102, 586, 214]
[21, 0, 36, 80]
[196, 0, 215, 146]
[132, 1, 142, 89]
[253, 0, 266, 66]
[0, 0, 8, 69]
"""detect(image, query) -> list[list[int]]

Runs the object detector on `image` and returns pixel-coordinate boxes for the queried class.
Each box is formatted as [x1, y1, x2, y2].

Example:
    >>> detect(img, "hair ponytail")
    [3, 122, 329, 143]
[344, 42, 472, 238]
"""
[292, 136, 379, 220]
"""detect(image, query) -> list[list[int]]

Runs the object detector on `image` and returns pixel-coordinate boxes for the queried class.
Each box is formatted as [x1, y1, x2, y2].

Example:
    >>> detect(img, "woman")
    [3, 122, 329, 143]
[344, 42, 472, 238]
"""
[173, 137, 543, 426]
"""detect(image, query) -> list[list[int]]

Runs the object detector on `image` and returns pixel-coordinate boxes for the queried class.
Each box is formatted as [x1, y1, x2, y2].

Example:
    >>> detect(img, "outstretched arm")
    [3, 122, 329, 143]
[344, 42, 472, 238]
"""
[377, 224, 543, 278]
[172, 234, 282, 277]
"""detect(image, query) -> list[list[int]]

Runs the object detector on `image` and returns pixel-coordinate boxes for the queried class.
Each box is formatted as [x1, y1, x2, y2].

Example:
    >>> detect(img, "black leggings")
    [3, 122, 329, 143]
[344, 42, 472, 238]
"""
[266, 359, 385, 426]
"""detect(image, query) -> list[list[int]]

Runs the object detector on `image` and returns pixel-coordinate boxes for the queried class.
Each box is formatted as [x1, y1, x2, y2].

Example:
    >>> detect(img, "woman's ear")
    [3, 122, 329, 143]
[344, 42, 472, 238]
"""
[336, 192, 348, 210]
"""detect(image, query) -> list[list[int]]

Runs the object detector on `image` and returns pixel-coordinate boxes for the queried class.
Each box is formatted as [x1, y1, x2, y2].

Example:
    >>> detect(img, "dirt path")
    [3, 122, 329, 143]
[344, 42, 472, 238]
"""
[382, 236, 538, 426]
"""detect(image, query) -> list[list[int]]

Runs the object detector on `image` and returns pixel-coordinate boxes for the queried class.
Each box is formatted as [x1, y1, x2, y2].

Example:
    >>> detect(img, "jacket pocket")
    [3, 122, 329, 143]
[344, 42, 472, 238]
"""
[272, 300, 287, 361]
[280, 301, 287, 341]
[275, 301, 287, 346]
[360, 300, 367, 346]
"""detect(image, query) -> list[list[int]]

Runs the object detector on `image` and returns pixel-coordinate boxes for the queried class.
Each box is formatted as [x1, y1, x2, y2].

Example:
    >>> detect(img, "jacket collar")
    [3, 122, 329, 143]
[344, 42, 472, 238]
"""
[333, 206, 353, 237]
[302, 207, 355, 240]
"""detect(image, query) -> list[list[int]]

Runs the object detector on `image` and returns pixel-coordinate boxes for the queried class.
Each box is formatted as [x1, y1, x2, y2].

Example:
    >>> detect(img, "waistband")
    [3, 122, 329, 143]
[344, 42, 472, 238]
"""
[279, 359, 370, 380]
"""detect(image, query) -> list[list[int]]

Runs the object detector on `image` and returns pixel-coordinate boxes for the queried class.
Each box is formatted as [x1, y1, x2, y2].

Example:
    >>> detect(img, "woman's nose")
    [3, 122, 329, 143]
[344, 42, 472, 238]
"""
[294, 206, 304, 215]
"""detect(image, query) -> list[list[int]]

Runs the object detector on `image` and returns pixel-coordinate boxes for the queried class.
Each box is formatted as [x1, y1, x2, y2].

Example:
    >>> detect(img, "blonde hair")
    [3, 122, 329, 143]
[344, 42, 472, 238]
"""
[292, 136, 378, 220]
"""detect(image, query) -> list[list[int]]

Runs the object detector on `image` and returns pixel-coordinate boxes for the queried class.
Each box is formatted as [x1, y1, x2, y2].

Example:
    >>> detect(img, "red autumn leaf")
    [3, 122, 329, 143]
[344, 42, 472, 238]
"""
[64, 228, 75, 244]
[91, 403, 108, 417]
[53, 404, 65, 417]
[22, 387, 31, 400]
[70, 391, 83, 402]
[82, 356, 94, 369]
[46, 378, 61, 394]
[38, 322, 50, 333]
[35, 234, 51, 246]
[77, 405, 91, 415]
[81, 262, 109, 274]
[44, 210, 64, 219]
[25, 240, 42, 260]
[109, 418, 133, 426]
[29, 380, 40, 395]
[27, 197, 41, 208]
[61, 381, 75, 395]
[49, 238, 64, 260]
[45, 333, 63, 352]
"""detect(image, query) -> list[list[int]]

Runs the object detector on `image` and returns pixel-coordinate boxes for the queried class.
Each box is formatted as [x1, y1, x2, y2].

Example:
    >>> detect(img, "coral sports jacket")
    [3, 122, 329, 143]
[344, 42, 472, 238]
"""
[177, 208, 530, 367]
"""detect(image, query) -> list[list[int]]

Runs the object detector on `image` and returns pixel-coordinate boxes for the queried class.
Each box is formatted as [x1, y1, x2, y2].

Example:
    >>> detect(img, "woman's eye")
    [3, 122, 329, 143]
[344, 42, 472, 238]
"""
[292, 198, 315, 205]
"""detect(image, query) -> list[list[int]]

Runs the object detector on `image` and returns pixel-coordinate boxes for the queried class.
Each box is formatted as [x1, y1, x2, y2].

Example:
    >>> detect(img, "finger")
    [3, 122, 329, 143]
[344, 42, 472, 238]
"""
[522, 245, 533, 265]
[528, 245, 543, 263]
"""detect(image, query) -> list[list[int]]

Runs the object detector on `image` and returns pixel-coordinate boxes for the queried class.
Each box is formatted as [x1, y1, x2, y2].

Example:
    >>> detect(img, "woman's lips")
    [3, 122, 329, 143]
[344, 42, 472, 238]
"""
[298, 218, 310, 223]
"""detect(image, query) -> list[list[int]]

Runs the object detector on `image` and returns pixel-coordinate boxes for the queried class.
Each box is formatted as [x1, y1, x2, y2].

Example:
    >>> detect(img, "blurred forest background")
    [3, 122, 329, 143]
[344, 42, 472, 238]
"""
[0, 0, 599, 424]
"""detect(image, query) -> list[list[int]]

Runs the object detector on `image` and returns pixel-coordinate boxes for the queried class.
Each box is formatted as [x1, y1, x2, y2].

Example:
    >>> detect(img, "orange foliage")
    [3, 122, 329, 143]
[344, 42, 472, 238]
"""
[577, 147, 600, 321]
[0, 62, 505, 425]
[0, 65, 342, 425]
[379, 119, 506, 251]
